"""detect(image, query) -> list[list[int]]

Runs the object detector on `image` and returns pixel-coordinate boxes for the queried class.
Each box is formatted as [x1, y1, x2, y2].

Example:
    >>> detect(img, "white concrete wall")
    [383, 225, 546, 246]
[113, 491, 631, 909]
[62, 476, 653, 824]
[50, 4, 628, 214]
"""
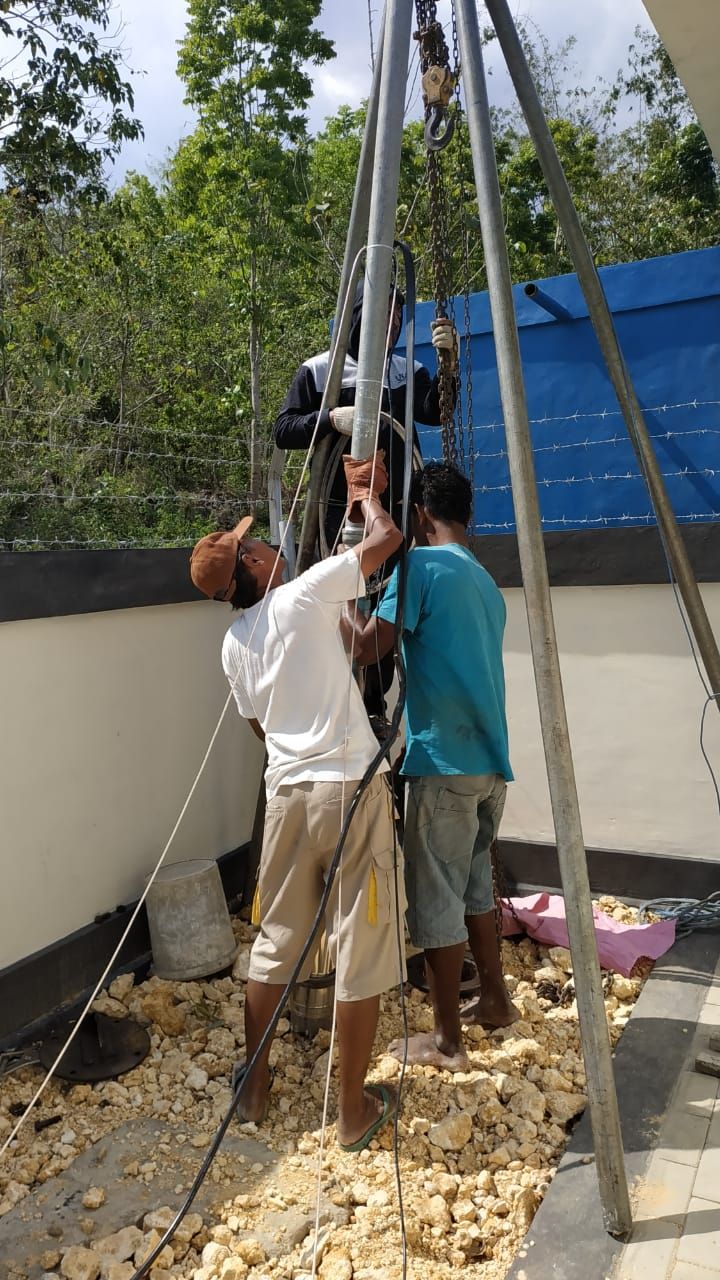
[2, 582, 718, 974]
[502, 582, 720, 862]
[0, 602, 264, 971]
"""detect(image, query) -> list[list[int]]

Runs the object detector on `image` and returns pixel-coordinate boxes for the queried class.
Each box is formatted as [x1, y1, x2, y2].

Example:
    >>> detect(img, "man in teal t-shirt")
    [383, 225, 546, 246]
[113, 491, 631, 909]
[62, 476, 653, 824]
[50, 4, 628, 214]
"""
[344, 461, 518, 1071]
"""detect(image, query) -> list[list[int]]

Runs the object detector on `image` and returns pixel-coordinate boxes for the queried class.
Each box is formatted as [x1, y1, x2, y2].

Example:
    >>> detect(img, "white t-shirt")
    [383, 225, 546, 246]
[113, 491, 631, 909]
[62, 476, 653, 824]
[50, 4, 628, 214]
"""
[222, 550, 389, 799]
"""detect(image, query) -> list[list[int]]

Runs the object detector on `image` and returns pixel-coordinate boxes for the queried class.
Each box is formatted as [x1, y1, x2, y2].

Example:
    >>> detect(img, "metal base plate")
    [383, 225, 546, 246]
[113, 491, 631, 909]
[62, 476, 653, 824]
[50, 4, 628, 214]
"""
[38, 1012, 150, 1082]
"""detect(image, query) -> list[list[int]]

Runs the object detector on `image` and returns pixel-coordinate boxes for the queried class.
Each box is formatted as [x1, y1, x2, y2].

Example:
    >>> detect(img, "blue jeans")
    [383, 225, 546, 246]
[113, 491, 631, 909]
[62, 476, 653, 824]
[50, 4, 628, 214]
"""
[404, 774, 507, 949]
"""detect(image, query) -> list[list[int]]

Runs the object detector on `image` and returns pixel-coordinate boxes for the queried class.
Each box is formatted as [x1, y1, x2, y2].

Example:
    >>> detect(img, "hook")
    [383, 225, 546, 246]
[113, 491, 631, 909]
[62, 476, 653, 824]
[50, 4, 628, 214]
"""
[425, 105, 456, 152]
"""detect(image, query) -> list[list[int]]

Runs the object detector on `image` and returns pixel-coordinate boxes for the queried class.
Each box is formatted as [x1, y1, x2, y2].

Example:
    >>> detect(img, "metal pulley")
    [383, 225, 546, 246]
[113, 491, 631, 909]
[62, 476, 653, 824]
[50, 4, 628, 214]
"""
[422, 63, 456, 150]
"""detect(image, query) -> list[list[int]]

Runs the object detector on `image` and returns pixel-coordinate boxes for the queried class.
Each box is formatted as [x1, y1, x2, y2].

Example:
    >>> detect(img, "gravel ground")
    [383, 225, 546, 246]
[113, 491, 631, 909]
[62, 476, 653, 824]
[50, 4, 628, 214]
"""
[0, 897, 648, 1280]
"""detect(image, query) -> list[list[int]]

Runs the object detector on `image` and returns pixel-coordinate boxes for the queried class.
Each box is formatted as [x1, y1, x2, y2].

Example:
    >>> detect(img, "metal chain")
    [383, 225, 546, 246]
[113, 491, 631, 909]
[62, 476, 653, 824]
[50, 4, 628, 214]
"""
[451, 0, 475, 487]
[414, 1, 458, 465]
[490, 839, 524, 946]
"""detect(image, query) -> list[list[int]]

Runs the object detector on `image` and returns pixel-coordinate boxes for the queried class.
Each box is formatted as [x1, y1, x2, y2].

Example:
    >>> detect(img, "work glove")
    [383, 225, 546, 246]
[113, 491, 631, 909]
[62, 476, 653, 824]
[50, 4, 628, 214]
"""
[343, 449, 388, 523]
[329, 405, 354, 436]
[431, 317, 458, 369]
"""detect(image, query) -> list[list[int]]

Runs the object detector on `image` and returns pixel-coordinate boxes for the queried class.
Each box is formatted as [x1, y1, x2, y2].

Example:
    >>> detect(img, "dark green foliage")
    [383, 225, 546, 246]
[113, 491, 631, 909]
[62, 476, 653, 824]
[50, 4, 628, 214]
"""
[0, 1, 142, 203]
[2, 19, 718, 549]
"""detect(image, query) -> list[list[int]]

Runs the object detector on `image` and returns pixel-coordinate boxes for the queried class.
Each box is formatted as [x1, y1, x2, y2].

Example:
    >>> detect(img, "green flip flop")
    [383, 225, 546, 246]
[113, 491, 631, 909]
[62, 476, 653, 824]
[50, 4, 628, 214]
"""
[338, 1082, 396, 1154]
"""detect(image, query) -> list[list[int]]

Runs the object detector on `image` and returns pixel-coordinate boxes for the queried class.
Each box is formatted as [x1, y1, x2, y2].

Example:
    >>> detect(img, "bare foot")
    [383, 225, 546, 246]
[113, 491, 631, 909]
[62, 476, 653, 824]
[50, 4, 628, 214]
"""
[233, 1064, 271, 1124]
[460, 993, 520, 1029]
[387, 1031, 468, 1072]
[337, 1085, 394, 1149]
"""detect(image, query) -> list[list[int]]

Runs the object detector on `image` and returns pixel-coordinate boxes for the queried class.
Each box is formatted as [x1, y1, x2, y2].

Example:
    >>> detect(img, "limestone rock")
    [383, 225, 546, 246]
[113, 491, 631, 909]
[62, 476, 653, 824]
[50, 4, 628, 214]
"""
[41, 1252, 62, 1272]
[59, 1247, 100, 1280]
[546, 1090, 587, 1125]
[142, 1206, 175, 1233]
[508, 1084, 546, 1125]
[219, 1261, 248, 1280]
[232, 1240, 265, 1266]
[99, 1266, 133, 1280]
[82, 1187, 106, 1211]
[451, 1199, 476, 1224]
[428, 1110, 472, 1152]
[298, 1225, 333, 1271]
[90, 994, 128, 1021]
[141, 988, 186, 1037]
[417, 1194, 452, 1231]
[541, 1068, 573, 1094]
[426, 1171, 457, 1202]
[108, 974, 135, 1002]
[201, 1242, 231, 1268]
[487, 1144, 511, 1168]
[186, 1066, 210, 1092]
[319, 1250, 354, 1280]
[515, 1186, 538, 1229]
[548, 946, 572, 972]
[133, 1231, 173, 1271]
[611, 975, 635, 1001]
[95, 1229, 144, 1264]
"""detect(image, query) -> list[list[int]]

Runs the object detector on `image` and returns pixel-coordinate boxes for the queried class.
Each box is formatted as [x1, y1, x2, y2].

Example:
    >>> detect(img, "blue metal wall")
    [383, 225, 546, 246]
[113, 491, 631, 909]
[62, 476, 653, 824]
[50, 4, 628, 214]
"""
[404, 247, 720, 535]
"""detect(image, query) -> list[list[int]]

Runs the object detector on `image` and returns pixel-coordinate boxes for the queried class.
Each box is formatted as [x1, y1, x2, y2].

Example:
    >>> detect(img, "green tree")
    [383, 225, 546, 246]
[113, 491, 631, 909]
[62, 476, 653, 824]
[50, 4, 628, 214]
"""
[175, 0, 333, 498]
[0, 1, 142, 202]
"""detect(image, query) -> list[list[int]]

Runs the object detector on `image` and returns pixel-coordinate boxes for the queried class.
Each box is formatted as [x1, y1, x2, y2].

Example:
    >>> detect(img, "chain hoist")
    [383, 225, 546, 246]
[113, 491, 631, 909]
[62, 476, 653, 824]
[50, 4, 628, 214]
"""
[414, 0, 458, 464]
[451, 0, 475, 488]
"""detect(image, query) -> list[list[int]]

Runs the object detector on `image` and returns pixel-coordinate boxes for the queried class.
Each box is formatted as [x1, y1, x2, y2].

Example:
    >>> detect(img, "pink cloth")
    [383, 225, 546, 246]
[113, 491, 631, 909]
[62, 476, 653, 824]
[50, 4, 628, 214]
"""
[501, 892, 676, 976]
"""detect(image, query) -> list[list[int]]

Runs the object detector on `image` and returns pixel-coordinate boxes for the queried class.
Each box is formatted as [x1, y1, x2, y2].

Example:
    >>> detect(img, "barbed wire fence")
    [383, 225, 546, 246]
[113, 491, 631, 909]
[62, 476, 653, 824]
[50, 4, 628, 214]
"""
[418, 397, 720, 534]
[2, 397, 719, 552]
[0, 406, 280, 551]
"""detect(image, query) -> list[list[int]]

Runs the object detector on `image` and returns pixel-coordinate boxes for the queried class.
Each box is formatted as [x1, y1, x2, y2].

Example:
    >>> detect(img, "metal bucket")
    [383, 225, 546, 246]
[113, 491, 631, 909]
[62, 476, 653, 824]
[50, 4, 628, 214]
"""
[146, 858, 237, 981]
[289, 932, 336, 1037]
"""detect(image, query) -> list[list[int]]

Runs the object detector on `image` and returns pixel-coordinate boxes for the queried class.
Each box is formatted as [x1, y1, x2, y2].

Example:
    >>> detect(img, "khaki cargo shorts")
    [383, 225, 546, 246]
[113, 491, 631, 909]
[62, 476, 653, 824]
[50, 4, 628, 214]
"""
[249, 774, 406, 1002]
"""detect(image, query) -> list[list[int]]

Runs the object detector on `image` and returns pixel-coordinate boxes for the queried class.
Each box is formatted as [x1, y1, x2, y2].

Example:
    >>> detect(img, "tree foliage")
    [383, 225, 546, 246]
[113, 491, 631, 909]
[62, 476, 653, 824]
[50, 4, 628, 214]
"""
[0, 1, 142, 202]
[1, 18, 718, 549]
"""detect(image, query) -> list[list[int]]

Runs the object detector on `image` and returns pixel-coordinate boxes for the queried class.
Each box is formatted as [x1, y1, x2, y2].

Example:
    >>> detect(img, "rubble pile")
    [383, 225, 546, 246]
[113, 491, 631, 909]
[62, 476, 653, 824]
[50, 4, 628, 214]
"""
[0, 903, 648, 1280]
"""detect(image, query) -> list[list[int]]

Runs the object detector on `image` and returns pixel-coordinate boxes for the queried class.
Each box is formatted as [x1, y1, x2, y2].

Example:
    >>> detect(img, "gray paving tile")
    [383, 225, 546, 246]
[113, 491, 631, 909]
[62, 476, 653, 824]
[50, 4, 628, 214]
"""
[698, 1001, 720, 1031]
[657, 1112, 712, 1168]
[694, 1138, 720, 1205]
[615, 1218, 682, 1280]
[636, 1157, 698, 1222]
[675, 1071, 720, 1120]
[669, 1262, 720, 1279]
[706, 985, 720, 1008]
[676, 1197, 720, 1269]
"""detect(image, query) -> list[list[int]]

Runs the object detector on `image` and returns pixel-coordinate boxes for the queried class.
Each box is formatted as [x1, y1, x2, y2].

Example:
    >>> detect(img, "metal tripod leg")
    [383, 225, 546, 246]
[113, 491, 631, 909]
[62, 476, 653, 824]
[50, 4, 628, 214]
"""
[454, 0, 632, 1237]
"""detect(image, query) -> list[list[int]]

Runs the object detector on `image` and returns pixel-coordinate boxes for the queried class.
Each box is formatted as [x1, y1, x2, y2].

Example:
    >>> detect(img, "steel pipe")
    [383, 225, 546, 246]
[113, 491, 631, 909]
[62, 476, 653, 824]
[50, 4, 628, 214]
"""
[454, 0, 632, 1236]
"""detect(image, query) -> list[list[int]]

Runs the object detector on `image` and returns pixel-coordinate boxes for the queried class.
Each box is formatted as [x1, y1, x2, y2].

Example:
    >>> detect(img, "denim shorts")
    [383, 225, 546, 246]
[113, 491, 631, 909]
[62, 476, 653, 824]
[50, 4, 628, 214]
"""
[404, 773, 507, 949]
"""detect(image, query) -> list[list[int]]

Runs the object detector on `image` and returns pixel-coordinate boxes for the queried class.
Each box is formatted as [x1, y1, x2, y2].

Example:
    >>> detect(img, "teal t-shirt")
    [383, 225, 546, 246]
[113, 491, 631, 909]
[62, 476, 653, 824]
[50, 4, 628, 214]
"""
[376, 543, 513, 780]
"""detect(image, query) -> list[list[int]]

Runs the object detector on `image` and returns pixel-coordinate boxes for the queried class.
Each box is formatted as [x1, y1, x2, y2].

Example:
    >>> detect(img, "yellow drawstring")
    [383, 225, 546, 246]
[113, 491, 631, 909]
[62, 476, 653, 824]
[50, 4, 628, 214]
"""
[368, 865, 378, 926]
[251, 881, 261, 927]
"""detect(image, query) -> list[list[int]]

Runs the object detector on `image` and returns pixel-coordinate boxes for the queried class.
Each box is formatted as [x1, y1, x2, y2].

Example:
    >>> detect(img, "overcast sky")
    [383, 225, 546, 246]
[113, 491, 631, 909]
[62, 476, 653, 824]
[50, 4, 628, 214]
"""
[114, 0, 655, 181]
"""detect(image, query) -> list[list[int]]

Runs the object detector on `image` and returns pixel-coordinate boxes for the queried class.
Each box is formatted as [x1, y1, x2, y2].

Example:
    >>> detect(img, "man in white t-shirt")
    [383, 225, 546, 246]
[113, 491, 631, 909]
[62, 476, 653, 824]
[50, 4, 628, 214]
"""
[189, 452, 404, 1152]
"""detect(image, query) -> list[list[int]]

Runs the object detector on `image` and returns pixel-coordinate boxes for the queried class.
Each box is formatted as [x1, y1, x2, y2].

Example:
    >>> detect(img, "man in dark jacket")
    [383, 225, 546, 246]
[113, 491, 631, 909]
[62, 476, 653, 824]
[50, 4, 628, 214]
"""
[274, 282, 457, 718]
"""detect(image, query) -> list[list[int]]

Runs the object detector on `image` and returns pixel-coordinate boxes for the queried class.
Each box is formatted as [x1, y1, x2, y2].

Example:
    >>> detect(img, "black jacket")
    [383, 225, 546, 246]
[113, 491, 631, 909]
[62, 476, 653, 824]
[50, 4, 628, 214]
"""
[273, 284, 454, 542]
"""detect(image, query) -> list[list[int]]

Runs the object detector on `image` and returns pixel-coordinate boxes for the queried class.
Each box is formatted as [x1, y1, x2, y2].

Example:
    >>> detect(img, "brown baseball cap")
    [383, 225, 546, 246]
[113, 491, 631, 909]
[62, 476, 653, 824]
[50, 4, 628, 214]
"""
[189, 516, 254, 601]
